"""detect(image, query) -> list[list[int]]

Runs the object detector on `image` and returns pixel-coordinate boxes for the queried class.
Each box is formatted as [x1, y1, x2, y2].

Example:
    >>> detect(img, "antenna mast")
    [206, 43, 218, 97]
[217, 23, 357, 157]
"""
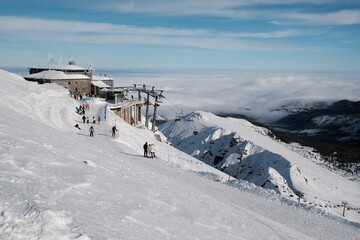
[58, 48, 62, 64]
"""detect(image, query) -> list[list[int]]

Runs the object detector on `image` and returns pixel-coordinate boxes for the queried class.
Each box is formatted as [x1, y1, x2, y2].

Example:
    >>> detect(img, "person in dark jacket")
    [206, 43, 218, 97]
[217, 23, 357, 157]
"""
[112, 125, 117, 137]
[143, 142, 148, 157]
[89, 126, 94, 137]
[82, 115, 86, 124]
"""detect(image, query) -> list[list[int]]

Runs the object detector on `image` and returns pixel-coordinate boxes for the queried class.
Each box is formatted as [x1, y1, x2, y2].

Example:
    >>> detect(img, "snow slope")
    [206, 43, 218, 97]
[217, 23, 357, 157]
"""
[159, 112, 360, 223]
[0, 69, 359, 239]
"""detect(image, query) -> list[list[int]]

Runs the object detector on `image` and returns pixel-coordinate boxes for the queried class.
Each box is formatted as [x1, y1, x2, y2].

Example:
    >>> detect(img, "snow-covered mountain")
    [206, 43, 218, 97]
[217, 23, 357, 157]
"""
[0, 69, 359, 239]
[159, 111, 360, 223]
[273, 100, 360, 143]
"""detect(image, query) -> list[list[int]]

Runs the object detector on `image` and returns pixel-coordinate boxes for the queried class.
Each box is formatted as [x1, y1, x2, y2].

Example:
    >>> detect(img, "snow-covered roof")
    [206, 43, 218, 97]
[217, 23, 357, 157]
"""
[91, 80, 110, 88]
[25, 70, 90, 80]
[92, 75, 113, 81]
[29, 64, 87, 71]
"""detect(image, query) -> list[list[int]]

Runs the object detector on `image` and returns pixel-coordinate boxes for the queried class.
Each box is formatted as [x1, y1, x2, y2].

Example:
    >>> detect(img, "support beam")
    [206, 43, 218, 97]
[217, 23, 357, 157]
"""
[152, 95, 159, 132]
[145, 92, 150, 129]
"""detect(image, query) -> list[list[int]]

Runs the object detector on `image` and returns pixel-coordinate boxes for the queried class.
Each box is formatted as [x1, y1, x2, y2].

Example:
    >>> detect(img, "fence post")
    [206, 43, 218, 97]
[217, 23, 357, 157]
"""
[342, 201, 347, 217]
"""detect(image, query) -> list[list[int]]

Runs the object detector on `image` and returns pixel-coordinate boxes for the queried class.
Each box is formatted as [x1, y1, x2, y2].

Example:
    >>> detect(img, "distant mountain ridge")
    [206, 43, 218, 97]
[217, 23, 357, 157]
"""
[271, 99, 360, 164]
[218, 100, 360, 164]
[274, 100, 360, 141]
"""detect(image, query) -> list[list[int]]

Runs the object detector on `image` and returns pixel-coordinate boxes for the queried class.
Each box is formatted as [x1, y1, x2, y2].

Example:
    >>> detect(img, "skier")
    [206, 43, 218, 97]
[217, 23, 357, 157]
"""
[112, 125, 117, 137]
[89, 126, 94, 137]
[75, 124, 81, 130]
[143, 142, 148, 157]
[97, 115, 101, 125]
[82, 115, 86, 124]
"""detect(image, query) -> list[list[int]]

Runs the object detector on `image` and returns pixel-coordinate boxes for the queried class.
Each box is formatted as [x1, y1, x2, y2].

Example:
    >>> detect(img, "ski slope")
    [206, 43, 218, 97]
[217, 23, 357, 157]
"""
[0, 69, 359, 239]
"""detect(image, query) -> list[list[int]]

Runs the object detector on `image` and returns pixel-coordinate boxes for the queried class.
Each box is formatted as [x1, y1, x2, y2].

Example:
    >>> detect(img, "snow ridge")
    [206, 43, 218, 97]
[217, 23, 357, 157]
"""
[159, 111, 360, 223]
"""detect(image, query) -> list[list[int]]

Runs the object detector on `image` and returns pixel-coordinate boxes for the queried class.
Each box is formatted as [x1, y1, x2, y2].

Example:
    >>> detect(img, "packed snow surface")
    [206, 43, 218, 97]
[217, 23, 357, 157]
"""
[0, 69, 359, 239]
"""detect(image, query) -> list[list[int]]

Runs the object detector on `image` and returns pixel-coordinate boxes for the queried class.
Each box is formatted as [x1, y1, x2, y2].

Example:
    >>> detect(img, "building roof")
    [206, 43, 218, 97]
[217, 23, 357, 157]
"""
[24, 70, 90, 80]
[109, 101, 144, 109]
[29, 64, 88, 71]
[92, 75, 114, 81]
[91, 80, 110, 88]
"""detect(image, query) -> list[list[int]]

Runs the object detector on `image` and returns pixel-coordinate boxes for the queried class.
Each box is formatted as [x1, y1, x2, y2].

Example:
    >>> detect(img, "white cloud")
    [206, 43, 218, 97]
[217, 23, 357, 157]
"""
[0, 16, 310, 51]
[112, 71, 360, 122]
[286, 10, 360, 25]
[107, 0, 358, 15]
[100, 0, 360, 26]
[225, 28, 327, 38]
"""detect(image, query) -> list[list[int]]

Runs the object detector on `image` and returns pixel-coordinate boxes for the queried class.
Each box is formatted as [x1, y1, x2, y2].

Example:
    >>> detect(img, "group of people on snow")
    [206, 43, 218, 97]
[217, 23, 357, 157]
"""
[77, 124, 117, 138]
[82, 115, 101, 125]
[86, 125, 117, 138]
[78, 124, 158, 159]
[143, 142, 156, 158]
[75, 100, 158, 159]
[76, 103, 89, 115]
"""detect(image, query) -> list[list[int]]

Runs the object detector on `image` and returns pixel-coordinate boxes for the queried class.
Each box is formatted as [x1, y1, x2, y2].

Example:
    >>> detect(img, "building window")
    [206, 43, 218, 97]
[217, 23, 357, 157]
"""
[68, 82, 71, 85]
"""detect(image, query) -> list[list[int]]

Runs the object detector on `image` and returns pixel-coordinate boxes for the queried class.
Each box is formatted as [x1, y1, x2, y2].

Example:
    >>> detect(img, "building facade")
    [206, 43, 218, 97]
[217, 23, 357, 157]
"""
[25, 58, 113, 96]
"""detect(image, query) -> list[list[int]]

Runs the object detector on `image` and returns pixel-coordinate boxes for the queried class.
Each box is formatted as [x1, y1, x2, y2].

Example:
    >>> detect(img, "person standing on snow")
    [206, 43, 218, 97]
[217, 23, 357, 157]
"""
[82, 115, 86, 124]
[112, 125, 117, 137]
[143, 142, 148, 157]
[89, 126, 94, 137]
[149, 144, 156, 158]
[97, 115, 101, 125]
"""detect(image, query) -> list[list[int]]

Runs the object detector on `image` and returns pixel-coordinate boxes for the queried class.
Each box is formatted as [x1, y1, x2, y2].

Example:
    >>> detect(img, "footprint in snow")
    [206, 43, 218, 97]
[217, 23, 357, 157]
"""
[83, 160, 96, 167]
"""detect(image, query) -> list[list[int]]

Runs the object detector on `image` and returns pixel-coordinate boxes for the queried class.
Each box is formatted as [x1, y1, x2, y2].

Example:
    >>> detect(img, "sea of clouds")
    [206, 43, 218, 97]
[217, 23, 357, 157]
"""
[110, 69, 360, 123]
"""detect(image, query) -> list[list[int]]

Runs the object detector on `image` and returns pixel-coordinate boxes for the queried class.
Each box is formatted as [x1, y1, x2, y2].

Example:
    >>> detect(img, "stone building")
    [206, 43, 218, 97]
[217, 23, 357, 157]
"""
[24, 58, 112, 96]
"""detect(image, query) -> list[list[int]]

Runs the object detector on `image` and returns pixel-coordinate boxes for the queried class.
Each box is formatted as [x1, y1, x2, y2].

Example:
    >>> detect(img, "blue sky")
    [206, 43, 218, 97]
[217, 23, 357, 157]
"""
[0, 0, 359, 71]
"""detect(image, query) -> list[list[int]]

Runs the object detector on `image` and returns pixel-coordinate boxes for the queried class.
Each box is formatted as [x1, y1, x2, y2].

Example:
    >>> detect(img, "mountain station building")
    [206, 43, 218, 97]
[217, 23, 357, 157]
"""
[24, 58, 113, 96]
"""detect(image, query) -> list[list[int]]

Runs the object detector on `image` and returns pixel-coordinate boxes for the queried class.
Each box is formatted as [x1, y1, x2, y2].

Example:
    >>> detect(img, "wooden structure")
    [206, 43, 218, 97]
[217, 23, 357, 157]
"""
[110, 101, 143, 125]
[104, 84, 164, 130]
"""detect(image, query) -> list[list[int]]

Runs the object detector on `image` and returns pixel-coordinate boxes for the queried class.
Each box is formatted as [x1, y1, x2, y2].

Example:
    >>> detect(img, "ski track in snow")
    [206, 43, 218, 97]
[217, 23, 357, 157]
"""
[0, 69, 359, 239]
